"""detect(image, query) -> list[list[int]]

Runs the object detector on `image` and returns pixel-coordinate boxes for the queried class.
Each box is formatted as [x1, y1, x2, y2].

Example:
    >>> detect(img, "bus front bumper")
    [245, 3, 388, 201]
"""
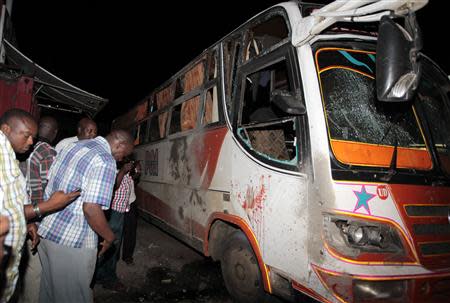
[312, 267, 450, 303]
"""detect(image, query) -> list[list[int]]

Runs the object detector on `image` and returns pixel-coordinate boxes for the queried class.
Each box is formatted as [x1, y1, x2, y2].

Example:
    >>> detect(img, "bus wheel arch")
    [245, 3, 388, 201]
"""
[208, 220, 237, 261]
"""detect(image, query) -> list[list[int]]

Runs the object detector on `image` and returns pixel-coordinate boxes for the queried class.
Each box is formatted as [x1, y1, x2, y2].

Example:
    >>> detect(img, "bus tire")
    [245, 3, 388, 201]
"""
[220, 230, 266, 303]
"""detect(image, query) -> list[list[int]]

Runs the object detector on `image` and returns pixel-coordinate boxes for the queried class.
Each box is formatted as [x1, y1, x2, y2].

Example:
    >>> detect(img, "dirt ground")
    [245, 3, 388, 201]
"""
[93, 216, 232, 303]
[93, 216, 317, 303]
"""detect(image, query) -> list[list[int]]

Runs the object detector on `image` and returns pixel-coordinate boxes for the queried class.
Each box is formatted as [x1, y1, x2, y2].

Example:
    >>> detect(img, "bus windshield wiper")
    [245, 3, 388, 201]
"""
[377, 111, 407, 182]
[380, 137, 398, 182]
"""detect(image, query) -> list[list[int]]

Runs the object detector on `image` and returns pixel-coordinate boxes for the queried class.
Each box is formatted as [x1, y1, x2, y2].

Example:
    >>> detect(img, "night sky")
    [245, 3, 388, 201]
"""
[9, 0, 450, 132]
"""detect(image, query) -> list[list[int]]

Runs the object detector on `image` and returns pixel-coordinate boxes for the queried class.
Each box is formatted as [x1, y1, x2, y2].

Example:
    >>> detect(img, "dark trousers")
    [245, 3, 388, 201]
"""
[95, 210, 124, 283]
[122, 202, 137, 261]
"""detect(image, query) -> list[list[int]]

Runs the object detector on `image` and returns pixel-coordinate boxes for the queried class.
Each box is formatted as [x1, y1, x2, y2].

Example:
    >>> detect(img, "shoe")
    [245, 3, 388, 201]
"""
[102, 280, 127, 292]
[123, 257, 134, 266]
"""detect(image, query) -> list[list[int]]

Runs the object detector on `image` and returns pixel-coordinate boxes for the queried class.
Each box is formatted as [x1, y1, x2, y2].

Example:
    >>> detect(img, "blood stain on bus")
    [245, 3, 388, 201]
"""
[241, 176, 268, 224]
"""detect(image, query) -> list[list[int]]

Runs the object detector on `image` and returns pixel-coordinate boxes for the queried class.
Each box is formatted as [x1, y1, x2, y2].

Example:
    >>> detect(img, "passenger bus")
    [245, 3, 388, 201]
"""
[112, 1, 450, 302]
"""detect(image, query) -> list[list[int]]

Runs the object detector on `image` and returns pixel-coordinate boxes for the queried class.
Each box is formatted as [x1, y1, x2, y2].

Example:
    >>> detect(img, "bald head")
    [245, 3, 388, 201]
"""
[39, 116, 58, 143]
[77, 118, 97, 140]
[0, 109, 37, 153]
[106, 129, 134, 161]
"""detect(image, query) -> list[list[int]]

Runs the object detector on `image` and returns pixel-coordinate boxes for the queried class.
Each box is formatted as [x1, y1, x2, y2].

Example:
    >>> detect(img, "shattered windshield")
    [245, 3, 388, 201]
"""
[316, 47, 432, 170]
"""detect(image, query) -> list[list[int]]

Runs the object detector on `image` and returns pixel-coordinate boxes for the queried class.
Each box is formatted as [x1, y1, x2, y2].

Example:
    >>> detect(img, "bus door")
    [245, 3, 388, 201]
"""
[231, 42, 311, 281]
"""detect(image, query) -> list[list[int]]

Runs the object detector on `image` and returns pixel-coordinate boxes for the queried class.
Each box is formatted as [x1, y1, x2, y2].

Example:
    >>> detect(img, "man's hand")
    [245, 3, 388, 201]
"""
[83, 203, 115, 255]
[98, 239, 113, 256]
[132, 161, 141, 178]
[0, 215, 9, 261]
[27, 223, 40, 250]
[121, 162, 133, 174]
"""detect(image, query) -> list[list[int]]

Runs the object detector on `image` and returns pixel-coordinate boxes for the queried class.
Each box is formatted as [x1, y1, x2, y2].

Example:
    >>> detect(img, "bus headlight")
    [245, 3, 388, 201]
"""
[323, 214, 411, 261]
[343, 223, 392, 249]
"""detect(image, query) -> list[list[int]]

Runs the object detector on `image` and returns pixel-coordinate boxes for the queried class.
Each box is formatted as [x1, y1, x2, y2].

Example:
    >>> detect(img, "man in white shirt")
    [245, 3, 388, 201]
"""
[54, 117, 97, 154]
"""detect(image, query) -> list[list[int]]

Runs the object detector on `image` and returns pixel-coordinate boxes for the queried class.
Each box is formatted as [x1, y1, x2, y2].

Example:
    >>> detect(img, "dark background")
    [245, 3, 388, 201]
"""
[9, 0, 449, 136]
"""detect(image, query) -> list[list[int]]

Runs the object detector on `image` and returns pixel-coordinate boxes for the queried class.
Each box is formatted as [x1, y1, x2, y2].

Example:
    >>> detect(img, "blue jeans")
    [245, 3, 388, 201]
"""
[95, 210, 124, 283]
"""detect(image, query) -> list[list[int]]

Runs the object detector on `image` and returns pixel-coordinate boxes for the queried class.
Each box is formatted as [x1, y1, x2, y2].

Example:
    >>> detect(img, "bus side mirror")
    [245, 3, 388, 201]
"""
[376, 13, 422, 102]
[271, 89, 306, 115]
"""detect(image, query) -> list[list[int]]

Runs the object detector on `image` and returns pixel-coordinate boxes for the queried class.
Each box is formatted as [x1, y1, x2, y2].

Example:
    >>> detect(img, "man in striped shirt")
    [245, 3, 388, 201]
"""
[38, 129, 134, 303]
[0, 109, 78, 303]
[18, 116, 59, 303]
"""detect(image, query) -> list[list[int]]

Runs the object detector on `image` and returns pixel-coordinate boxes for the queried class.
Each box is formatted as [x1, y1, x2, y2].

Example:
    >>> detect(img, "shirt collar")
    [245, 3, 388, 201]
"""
[95, 136, 112, 156]
[0, 130, 17, 160]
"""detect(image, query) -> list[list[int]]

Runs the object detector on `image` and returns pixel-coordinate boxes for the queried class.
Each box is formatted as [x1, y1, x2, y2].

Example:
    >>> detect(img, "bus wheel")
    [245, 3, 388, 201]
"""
[220, 231, 266, 303]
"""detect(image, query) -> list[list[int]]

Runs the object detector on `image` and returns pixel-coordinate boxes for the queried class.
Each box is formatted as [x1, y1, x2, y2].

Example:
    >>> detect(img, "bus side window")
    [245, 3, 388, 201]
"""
[139, 120, 149, 144]
[238, 59, 298, 165]
[149, 112, 167, 142]
[242, 60, 290, 124]
[245, 15, 289, 62]
[170, 104, 182, 134]
[203, 86, 219, 125]
[170, 96, 201, 134]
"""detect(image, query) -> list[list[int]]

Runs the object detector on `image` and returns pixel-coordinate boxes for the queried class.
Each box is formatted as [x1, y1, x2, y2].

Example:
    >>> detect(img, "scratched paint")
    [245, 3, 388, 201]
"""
[169, 137, 193, 185]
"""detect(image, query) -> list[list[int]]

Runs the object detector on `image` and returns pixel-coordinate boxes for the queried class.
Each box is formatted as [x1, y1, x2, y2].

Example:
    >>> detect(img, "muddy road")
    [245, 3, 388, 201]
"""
[93, 216, 317, 303]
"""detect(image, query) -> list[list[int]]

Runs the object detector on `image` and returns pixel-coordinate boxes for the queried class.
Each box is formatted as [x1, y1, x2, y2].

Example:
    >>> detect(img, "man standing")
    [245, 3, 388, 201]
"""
[122, 160, 141, 266]
[0, 109, 78, 303]
[95, 159, 135, 290]
[18, 116, 59, 303]
[54, 117, 97, 153]
[38, 130, 134, 303]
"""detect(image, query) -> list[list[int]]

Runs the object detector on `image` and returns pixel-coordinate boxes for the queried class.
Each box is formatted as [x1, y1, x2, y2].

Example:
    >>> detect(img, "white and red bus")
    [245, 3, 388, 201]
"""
[113, 1, 450, 302]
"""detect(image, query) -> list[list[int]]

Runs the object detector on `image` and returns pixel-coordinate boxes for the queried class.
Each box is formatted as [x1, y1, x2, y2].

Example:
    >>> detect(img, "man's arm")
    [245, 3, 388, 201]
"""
[24, 190, 80, 220]
[83, 203, 115, 255]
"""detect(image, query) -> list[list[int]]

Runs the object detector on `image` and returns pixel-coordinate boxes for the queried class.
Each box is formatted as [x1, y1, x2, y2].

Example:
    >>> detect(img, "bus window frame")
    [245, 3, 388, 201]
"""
[233, 43, 307, 172]
[201, 82, 223, 128]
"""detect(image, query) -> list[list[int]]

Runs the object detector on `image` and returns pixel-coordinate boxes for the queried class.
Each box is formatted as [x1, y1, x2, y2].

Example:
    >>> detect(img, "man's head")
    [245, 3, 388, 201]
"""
[77, 117, 97, 140]
[0, 109, 37, 153]
[105, 129, 134, 161]
[38, 116, 59, 144]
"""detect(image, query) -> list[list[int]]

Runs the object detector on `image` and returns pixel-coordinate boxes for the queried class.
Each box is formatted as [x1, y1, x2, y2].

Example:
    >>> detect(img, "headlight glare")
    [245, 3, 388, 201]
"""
[348, 225, 366, 245]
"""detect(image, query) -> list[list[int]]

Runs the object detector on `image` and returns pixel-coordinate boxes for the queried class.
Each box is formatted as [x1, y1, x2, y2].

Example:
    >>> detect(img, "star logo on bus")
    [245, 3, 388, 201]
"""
[353, 185, 376, 215]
